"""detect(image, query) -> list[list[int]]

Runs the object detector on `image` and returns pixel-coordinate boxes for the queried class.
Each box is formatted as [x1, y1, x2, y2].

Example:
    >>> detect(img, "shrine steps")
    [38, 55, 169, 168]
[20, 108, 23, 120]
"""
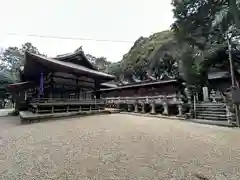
[195, 102, 228, 121]
[195, 114, 228, 121]
[196, 110, 226, 115]
[195, 102, 226, 108]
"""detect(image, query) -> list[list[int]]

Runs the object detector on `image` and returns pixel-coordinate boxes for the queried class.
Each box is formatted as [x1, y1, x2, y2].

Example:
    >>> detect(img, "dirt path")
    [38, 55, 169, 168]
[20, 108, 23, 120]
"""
[1, 114, 240, 179]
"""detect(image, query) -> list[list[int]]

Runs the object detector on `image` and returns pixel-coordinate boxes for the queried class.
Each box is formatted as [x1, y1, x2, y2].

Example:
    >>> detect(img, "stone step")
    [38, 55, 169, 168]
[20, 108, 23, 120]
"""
[195, 107, 226, 111]
[196, 110, 226, 115]
[196, 112, 227, 117]
[197, 102, 225, 105]
[195, 115, 228, 121]
[196, 108, 226, 112]
[196, 104, 226, 108]
[195, 105, 226, 108]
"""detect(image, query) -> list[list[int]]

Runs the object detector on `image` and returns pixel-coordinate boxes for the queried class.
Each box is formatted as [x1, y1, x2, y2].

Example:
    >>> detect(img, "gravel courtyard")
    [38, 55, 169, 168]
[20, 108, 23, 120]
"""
[1, 114, 240, 179]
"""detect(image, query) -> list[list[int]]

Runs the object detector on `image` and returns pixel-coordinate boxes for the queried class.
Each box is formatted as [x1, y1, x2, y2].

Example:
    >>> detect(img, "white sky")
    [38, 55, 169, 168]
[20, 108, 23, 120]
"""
[0, 0, 174, 62]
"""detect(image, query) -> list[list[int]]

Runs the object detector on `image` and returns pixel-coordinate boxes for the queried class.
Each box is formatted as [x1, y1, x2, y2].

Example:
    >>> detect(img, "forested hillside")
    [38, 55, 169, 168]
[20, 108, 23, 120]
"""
[106, 30, 180, 82]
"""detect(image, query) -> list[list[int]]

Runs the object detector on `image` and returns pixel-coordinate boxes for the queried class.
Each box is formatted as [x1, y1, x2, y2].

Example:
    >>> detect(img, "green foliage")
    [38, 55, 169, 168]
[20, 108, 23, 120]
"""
[94, 57, 111, 72]
[172, 0, 215, 48]
[0, 42, 44, 73]
[106, 62, 122, 80]
[0, 70, 16, 100]
[1, 47, 23, 72]
[120, 30, 179, 80]
[213, 0, 240, 32]
[84, 53, 112, 72]
[172, 0, 240, 86]
[0, 42, 44, 98]
[172, 0, 240, 46]
[0, 70, 16, 84]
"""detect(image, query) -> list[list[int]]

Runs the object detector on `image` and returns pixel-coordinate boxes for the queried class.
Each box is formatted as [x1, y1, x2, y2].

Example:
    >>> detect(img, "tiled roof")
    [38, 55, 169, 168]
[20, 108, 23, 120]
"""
[25, 52, 115, 80]
[54, 51, 97, 70]
[99, 79, 178, 91]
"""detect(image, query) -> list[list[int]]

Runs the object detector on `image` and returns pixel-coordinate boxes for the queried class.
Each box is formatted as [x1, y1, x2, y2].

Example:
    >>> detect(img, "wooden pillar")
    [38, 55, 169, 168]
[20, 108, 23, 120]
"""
[177, 104, 183, 117]
[50, 72, 54, 100]
[134, 103, 138, 113]
[49, 92, 53, 100]
[128, 104, 131, 112]
[94, 80, 100, 99]
[141, 103, 145, 113]
[61, 85, 64, 99]
[52, 106, 54, 113]
[150, 102, 156, 114]
[162, 102, 169, 115]
[79, 89, 82, 100]
[76, 78, 79, 99]
[36, 105, 39, 113]
[116, 102, 120, 109]
[24, 91, 27, 101]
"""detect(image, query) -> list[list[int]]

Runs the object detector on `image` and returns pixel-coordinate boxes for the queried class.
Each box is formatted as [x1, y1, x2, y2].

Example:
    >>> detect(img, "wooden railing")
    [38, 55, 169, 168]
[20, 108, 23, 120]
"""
[103, 94, 183, 104]
[28, 95, 184, 106]
[30, 98, 105, 104]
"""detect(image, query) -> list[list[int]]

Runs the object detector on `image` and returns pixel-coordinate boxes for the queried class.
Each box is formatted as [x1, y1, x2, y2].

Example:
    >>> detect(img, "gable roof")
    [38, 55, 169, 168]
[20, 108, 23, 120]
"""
[24, 52, 115, 81]
[54, 51, 96, 70]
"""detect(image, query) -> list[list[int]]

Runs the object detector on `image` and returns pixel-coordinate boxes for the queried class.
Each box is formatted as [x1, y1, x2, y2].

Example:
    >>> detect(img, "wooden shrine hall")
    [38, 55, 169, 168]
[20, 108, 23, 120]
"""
[7, 51, 115, 121]
[100, 78, 187, 116]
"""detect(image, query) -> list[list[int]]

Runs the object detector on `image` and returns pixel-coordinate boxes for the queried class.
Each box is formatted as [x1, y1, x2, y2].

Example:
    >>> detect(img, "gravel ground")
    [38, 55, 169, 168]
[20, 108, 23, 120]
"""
[1, 114, 240, 179]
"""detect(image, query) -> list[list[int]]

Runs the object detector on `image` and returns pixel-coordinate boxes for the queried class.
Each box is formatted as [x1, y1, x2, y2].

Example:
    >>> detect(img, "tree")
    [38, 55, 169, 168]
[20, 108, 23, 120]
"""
[172, 0, 214, 48]
[213, 0, 240, 32]
[94, 57, 111, 72]
[0, 70, 16, 108]
[0, 42, 44, 82]
[120, 30, 179, 80]
[0, 47, 23, 72]
[172, 0, 240, 85]
[0, 42, 43, 72]
[106, 62, 123, 81]
[21, 42, 41, 55]
[172, 0, 240, 47]
[85, 53, 112, 72]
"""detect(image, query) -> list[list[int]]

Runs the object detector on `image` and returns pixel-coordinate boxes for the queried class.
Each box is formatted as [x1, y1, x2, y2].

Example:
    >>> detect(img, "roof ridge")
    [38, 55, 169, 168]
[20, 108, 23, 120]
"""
[54, 51, 97, 70]
[25, 52, 115, 80]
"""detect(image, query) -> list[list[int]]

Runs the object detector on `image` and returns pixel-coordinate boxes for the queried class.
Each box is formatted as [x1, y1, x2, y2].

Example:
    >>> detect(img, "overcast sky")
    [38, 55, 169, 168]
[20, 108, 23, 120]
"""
[0, 0, 174, 62]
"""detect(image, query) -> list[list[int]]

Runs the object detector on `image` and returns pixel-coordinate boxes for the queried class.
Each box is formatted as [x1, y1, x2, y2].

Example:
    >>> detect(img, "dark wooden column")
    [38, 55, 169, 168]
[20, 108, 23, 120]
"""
[94, 80, 100, 99]
[50, 72, 54, 99]
[61, 85, 64, 99]
[76, 78, 79, 99]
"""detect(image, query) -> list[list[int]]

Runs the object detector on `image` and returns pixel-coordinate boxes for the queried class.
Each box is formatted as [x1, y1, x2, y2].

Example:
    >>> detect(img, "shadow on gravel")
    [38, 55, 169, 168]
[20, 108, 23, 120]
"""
[194, 174, 209, 180]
